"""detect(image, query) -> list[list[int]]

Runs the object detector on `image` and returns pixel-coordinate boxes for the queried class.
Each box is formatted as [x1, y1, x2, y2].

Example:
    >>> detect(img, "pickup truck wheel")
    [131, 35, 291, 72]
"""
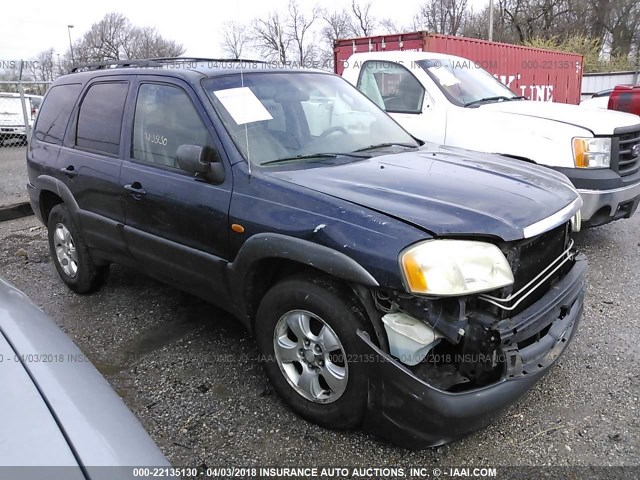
[47, 204, 108, 294]
[255, 274, 372, 429]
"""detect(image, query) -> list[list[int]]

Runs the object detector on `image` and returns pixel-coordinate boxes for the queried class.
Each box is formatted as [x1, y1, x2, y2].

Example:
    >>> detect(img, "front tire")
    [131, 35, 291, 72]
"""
[255, 273, 373, 429]
[47, 204, 108, 293]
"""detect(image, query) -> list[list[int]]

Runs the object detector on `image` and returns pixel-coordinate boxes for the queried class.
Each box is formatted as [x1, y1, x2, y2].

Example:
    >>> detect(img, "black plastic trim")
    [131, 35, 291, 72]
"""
[359, 255, 586, 449]
[553, 166, 640, 190]
[228, 233, 379, 317]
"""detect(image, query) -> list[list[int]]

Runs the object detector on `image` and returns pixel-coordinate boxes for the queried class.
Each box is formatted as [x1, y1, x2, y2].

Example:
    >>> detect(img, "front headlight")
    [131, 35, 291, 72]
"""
[399, 240, 514, 296]
[572, 137, 611, 168]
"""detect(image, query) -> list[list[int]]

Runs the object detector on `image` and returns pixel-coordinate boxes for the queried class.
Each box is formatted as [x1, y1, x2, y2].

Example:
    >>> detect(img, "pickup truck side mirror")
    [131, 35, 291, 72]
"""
[176, 145, 225, 184]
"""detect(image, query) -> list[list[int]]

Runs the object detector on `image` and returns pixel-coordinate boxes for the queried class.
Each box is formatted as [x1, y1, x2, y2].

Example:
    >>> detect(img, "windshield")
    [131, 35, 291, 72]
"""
[202, 72, 418, 166]
[417, 59, 519, 106]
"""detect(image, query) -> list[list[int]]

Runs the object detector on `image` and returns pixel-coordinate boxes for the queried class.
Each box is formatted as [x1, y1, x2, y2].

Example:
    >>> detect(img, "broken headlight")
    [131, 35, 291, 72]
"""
[399, 240, 514, 296]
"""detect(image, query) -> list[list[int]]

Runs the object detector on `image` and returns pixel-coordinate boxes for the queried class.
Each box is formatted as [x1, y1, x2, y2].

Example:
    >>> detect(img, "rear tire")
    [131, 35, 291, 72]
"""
[47, 204, 108, 294]
[255, 273, 373, 429]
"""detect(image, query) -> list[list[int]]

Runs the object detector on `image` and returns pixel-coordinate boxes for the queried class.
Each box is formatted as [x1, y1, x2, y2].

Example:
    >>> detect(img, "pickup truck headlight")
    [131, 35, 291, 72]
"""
[572, 137, 611, 168]
[400, 240, 514, 296]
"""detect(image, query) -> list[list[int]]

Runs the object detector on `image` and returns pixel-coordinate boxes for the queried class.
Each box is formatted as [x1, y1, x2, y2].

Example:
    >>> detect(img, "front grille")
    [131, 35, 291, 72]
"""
[495, 223, 570, 317]
[615, 129, 640, 176]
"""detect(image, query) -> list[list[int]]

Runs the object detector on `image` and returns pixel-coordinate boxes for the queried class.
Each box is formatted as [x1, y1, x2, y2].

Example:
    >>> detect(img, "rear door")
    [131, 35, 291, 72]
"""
[119, 77, 233, 299]
[59, 77, 134, 262]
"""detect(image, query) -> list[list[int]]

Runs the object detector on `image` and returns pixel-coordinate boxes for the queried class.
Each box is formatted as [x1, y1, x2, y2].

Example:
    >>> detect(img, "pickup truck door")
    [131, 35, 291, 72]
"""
[355, 60, 446, 144]
[119, 77, 233, 300]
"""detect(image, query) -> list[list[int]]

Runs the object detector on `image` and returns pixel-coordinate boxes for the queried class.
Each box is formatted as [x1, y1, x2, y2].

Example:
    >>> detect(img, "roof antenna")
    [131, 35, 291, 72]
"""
[240, 61, 252, 177]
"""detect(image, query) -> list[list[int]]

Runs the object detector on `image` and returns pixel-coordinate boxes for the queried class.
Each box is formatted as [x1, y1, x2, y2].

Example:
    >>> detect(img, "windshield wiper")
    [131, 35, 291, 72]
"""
[261, 152, 370, 166]
[352, 142, 418, 152]
[464, 95, 526, 107]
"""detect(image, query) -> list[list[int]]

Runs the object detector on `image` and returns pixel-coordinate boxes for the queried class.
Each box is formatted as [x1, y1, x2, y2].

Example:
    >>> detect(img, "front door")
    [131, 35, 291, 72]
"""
[120, 78, 233, 299]
[356, 60, 446, 144]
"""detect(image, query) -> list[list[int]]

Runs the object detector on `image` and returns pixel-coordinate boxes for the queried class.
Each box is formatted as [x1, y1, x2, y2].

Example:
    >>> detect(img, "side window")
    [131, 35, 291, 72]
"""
[132, 83, 212, 168]
[76, 82, 128, 155]
[357, 61, 425, 114]
[34, 84, 82, 145]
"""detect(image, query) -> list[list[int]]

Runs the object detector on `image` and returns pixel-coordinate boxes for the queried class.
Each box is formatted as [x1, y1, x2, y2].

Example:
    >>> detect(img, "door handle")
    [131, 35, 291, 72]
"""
[60, 166, 78, 178]
[124, 182, 146, 198]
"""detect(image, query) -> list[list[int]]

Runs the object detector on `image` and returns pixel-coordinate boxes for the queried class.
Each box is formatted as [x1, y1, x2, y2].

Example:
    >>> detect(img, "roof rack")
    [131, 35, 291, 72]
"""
[69, 57, 266, 73]
[149, 57, 266, 64]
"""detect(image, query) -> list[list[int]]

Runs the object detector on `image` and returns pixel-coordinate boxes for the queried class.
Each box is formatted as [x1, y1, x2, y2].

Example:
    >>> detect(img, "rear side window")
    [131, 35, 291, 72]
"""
[76, 82, 128, 155]
[132, 83, 212, 168]
[33, 84, 82, 145]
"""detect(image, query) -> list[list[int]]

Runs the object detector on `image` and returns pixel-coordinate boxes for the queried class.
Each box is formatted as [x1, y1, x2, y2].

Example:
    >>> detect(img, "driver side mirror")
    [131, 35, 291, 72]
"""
[176, 145, 225, 184]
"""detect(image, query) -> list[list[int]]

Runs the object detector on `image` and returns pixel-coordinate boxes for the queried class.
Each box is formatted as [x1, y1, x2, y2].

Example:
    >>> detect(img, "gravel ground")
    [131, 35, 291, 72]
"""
[0, 213, 638, 468]
[0, 145, 28, 208]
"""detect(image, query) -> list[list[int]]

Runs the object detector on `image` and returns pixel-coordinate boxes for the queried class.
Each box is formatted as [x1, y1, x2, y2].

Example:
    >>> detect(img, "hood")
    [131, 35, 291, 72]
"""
[481, 100, 640, 135]
[267, 146, 581, 242]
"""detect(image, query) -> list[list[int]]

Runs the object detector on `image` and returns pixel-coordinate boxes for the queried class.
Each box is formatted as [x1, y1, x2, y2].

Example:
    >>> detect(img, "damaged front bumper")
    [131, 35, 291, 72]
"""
[359, 254, 586, 449]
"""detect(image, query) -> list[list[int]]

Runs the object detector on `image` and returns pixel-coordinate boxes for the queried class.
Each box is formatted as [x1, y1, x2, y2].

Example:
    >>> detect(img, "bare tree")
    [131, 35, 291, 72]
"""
[288, 1, 320, 65]
[380, 18, 403, 34]
[221, 21, 247, 59]
[322, 9, 355, 43]
[249, 2, 325, 66]
[414, 0, 469, 36]
[127, 26, 184, 59]
[72, 12, 184, 64]
[606, 0, 640, 57]
[350, 1, 377, 36]
[28, 49, 56, 84]
[317, 8, 355, 68]
[251, 12, 291, 63]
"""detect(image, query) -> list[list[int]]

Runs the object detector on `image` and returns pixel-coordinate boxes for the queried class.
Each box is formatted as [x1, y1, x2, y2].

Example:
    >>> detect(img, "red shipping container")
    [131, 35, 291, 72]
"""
[334, 32, 583, 104]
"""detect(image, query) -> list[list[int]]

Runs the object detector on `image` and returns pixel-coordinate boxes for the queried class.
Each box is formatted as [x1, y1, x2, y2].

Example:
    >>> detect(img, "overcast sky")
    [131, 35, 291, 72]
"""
[2, 0, 490, 61]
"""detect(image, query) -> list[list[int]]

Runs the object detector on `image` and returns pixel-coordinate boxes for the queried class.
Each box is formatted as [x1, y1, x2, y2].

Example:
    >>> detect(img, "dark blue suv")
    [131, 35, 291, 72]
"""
[27, 58, 586, 448]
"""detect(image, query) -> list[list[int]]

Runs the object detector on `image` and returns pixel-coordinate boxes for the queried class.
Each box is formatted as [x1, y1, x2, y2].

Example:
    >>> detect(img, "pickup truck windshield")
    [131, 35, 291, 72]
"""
[417, 59, 520, 107]
[203, 72, 418, 166]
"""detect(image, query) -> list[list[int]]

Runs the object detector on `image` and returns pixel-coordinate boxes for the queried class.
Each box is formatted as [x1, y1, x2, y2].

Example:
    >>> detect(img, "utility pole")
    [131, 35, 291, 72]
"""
[488, 0, 494, 41]
[67, 25, 75, 65]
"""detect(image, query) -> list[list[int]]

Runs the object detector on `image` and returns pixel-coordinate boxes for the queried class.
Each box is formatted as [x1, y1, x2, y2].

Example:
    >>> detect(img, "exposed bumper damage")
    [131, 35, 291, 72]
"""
[360, 254, 586, 449]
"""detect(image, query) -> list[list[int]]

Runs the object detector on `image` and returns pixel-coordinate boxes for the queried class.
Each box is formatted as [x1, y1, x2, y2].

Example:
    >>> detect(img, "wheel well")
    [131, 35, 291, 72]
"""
[244, 258, 312, 323]
[244, 258, 366, 328]
[39, 190, 63, 223]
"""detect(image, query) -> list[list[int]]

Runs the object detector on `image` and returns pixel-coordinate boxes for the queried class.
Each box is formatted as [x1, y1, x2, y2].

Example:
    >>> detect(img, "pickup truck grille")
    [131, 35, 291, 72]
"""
[615, 129, 640, 176]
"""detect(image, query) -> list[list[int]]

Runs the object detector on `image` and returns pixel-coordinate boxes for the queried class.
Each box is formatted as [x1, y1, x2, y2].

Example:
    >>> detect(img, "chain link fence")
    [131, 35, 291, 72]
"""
[0, 81, 50, 208]
[0, 81, 50, 148]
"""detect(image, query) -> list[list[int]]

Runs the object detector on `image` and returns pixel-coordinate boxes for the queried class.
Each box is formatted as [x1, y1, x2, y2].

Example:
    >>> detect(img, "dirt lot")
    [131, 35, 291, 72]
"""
[0, 145, 28, 208]
[0, 213, 638, 468]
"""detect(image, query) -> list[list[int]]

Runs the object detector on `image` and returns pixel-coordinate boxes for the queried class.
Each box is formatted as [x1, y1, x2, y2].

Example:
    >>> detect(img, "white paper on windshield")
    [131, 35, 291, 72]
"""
[213, 87, 273, 125]
[428, 67, 461, 87]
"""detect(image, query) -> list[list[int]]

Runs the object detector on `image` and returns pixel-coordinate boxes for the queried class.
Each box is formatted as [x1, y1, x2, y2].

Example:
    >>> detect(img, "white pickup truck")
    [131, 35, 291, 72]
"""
[342, 51, 640, 228]
[0, 93, 35, 145]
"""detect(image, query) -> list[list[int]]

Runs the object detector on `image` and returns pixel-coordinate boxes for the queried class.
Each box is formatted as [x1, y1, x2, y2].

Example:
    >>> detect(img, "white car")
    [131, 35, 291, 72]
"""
[342, 51, 640, 228]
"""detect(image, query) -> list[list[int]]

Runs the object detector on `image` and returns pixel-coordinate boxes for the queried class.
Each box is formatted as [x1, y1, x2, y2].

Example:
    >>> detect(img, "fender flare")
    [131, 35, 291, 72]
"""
[228, 233, 379, 316]
[35, 175, 80, 217]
